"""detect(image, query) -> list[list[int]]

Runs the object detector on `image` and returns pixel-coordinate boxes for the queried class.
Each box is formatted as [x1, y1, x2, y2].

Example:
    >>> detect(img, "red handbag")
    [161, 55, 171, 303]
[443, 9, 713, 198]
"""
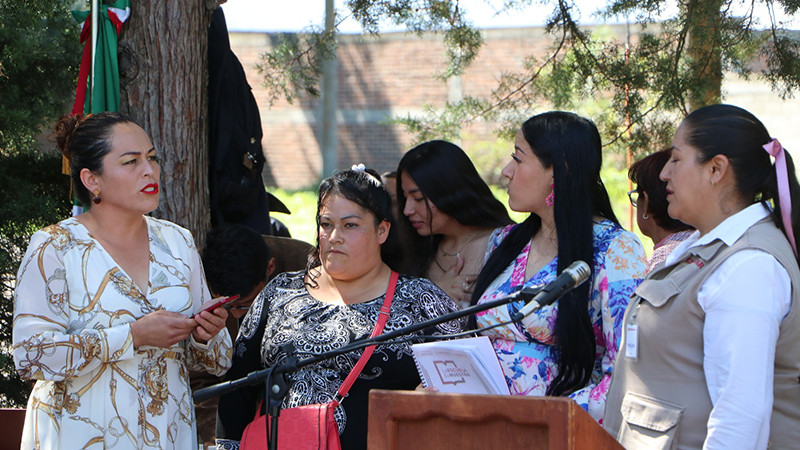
[240, 403, 339, 450]
[240, 271, 398, 450]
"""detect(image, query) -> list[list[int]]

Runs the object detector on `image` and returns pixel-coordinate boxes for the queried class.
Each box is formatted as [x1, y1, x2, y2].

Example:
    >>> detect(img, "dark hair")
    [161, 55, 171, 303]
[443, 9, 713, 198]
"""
[202, 224, 271, 297]
[396, 140, 514, 275]
[307, 167, 403, 281]
[682, 104, 800, 263]
[629, 149, 693, 232]
[53, 111, 138, 207]
[471, 111, 619, 397]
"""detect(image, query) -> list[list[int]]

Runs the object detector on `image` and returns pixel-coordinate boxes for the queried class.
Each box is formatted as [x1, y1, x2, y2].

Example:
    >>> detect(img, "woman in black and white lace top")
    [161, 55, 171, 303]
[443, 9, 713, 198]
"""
[216, 166, 466, 450]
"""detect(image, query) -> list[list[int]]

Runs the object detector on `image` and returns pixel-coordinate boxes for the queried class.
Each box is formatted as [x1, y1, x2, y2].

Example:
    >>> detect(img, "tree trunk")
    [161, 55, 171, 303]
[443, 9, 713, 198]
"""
[118, 0, 217, 245]
[686, 0, 723, 110]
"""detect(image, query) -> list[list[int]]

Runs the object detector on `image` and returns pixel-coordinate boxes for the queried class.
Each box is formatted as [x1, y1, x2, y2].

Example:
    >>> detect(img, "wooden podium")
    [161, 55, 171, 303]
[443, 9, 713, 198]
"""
[368, 390, 622, 449]
[0, 408, 26, 450]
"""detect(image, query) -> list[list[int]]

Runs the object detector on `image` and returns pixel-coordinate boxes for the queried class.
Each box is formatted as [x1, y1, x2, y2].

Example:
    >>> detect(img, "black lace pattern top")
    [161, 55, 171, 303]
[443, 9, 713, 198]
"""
[216, 270, 466, 450]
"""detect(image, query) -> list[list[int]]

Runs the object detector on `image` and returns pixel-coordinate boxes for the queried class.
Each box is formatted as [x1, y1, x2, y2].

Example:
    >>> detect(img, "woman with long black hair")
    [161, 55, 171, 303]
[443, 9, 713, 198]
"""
[397, 140, 513, 307]
[469, 111, 647, 422]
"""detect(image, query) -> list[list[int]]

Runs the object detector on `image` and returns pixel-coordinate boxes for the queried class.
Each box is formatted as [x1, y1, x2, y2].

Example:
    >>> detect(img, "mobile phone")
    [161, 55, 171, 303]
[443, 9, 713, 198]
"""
[192, 295, 240, 318]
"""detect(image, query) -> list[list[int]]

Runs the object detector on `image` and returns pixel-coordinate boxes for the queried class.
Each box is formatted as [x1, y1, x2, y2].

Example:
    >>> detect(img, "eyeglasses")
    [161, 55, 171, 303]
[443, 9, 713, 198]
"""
[627, 189, 639, 208]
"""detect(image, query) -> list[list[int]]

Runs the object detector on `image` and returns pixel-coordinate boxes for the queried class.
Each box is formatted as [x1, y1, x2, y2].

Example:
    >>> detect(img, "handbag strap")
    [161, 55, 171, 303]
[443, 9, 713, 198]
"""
[331, 270, 398, 407]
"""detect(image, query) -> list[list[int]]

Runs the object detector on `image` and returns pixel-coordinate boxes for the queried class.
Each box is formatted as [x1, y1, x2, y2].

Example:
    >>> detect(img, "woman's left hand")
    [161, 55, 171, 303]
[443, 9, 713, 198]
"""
[192, 305, 229, 344]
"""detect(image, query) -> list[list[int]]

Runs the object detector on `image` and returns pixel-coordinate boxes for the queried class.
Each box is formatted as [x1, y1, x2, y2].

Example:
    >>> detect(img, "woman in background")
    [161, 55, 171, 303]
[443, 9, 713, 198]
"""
[216, 166, 465, 450]
[605, 104, 800, 448]
[13, 112, 231, 449]
[628, 148, 694, 271]
[397, 140, 514, 306]
[470, 111, 647, 422]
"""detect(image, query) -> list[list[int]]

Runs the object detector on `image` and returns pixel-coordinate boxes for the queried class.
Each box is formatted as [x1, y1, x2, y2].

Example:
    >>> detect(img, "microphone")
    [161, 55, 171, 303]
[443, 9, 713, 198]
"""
[511, 260, 591, 321]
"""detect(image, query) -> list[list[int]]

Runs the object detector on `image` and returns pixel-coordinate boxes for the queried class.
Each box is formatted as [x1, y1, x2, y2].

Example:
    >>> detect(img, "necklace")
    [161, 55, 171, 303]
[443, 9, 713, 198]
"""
[440, 230, 482, 257]
[432, 257, 450, 273]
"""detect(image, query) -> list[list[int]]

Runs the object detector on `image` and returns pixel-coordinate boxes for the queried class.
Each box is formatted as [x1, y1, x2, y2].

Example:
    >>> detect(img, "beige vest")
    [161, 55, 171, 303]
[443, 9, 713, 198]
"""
[604, 218, 800, 449]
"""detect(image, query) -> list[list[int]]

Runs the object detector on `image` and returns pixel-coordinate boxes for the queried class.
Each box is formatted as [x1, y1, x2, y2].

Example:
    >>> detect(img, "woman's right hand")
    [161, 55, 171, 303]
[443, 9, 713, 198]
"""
[435, 254, 476, 308]
[130, 309, 197, 349]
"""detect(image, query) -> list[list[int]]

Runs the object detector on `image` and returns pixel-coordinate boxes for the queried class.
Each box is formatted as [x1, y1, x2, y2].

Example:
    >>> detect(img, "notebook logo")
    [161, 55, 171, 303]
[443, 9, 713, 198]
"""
[433, 360, 469, 385]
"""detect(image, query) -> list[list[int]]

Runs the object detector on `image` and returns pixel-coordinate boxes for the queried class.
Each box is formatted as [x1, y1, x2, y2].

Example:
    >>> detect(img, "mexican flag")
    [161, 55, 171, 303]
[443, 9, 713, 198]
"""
[71, 0, 131, 115]
[66, 0, 130, 215]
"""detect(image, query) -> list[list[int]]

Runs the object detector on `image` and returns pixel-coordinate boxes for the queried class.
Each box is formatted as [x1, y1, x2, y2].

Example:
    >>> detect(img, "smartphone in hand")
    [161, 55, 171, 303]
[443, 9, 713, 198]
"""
[192, 295, 240, 318]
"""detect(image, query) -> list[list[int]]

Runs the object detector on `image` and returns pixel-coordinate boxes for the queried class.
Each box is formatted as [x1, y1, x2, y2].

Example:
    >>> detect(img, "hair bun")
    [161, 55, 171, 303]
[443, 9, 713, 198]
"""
[348, 163, 383, 187]
[53, 114, 83, 160]
[364, 167, 383, 183]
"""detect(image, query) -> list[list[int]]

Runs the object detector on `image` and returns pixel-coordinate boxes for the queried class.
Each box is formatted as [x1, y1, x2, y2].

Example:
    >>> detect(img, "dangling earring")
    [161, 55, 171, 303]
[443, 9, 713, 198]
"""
[545, 183, 555, 207]
[92, 190, 101, 205]
[642, 212, 650, 220]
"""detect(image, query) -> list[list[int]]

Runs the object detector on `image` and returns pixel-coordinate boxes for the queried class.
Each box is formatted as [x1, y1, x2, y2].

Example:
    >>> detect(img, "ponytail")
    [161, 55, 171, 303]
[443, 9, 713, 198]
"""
[762, 140, 800, 262]
[683, 104, 800, 263]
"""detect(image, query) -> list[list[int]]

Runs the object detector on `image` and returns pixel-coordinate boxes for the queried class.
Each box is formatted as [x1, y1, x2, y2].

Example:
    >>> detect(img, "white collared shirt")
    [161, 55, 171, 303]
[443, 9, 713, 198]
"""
[667, 203, 791, 450]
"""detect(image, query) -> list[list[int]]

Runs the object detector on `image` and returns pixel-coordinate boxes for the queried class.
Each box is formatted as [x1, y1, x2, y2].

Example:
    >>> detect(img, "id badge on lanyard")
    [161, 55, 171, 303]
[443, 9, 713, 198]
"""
[625, 299, 643, 360]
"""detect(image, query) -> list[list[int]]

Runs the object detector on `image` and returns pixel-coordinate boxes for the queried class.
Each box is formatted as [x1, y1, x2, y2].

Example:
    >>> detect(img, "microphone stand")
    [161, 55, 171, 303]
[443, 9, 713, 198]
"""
[195, 285, 543, 449]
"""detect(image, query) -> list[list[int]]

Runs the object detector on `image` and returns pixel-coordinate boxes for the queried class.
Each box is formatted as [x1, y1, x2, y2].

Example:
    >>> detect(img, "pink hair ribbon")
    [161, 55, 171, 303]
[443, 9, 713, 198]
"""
[763, 138, 797, 256]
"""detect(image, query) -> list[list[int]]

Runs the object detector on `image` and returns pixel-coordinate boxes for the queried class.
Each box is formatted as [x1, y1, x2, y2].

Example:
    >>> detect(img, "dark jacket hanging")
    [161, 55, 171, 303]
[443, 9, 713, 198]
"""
[208, 7, 271, 234]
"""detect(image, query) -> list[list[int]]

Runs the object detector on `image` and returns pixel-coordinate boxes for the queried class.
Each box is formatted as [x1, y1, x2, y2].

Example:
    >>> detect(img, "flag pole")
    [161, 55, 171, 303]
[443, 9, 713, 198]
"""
[90, 0, 99, 110]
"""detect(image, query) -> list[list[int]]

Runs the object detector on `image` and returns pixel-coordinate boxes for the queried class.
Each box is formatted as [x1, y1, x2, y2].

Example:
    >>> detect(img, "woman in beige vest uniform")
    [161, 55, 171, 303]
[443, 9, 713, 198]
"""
[604, 104, 800, 449]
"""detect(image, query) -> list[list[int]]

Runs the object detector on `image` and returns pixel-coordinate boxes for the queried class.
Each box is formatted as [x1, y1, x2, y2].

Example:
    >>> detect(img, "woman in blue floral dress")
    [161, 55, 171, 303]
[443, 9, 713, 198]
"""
[469, 111, 647, 422]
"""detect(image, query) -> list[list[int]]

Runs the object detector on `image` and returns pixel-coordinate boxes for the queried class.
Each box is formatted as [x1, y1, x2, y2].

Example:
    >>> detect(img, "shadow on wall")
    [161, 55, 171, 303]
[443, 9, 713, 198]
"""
[254, 32, 407, 188]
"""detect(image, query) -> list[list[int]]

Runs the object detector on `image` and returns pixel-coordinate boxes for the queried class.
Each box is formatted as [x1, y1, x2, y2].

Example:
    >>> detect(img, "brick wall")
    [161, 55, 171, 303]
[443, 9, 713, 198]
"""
[229, 26, 800, 189]
[228, 27, 553, 188]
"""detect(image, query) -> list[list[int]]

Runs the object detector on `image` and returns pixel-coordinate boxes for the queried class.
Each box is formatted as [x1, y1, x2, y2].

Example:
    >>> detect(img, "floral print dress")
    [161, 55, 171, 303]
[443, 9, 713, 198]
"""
[13, 216, 232, 449]
[476, 220, 646, 422]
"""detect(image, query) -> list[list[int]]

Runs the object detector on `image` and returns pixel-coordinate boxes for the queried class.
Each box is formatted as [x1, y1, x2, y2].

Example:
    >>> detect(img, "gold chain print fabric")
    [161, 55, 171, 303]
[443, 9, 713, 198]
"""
[13, 216, 232, 449]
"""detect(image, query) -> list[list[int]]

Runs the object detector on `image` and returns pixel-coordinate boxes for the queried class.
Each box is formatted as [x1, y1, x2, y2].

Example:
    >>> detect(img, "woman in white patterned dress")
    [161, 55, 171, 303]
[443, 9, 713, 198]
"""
[13, 112, 232, 449]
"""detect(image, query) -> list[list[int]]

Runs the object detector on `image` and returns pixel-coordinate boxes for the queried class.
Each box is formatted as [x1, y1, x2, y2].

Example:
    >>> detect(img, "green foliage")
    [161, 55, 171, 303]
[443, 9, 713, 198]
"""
[0, 149, 71, 407]
[462, 134, 513, 185]
[398, 0, 799, 156]
[257, 29, 335, 105]
[258, 0, 482, 105]
[0, 0, 79, 407]
[439, 22, 484, 79]
[763, 29, 800, 98]
[269, 188, 320, 245]
[258, 0, 799, 159]
[0, 0, 81, 153]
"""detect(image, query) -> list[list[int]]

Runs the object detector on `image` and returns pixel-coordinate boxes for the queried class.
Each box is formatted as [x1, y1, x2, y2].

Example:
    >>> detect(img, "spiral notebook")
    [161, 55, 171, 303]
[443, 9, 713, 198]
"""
[411, 336, 510, 395]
